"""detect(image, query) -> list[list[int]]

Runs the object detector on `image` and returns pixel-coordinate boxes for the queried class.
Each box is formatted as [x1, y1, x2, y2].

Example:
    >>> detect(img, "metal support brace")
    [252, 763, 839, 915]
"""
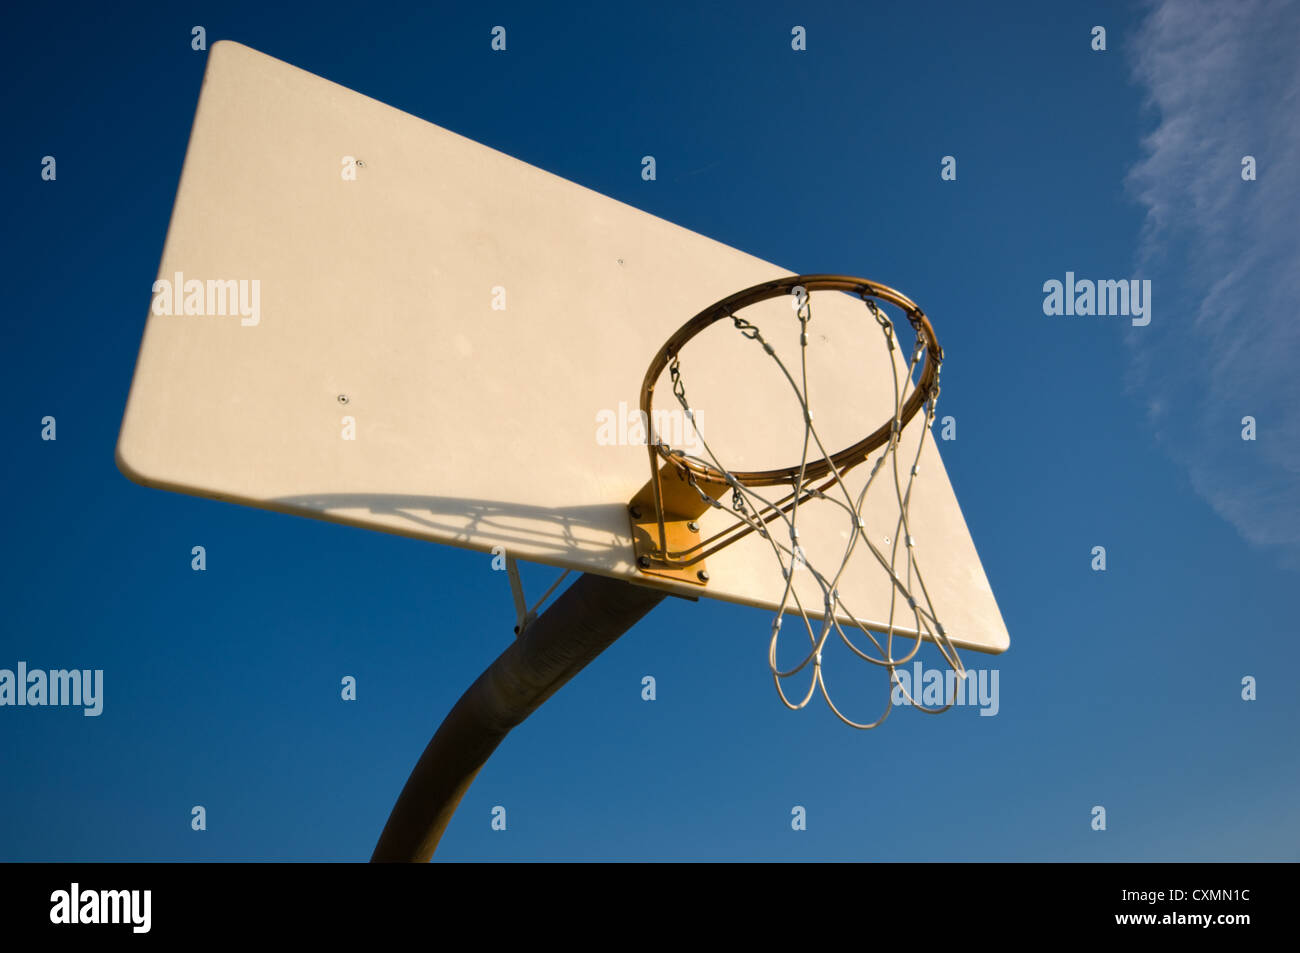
[505, 556, 533, 636]
[505, 555, 571, 637]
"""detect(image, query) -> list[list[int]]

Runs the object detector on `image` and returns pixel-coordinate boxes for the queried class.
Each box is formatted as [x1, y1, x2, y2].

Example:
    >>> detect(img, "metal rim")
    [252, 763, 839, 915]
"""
[639, 274, 941, 488]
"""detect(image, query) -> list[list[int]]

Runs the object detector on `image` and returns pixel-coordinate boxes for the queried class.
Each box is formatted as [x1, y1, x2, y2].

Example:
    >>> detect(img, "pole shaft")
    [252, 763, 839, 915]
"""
[371, 572, 665, 862]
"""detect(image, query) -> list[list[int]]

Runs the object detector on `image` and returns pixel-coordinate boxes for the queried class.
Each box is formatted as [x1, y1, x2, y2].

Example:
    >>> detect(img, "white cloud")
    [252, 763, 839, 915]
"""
[1126, 0, 1300, 558]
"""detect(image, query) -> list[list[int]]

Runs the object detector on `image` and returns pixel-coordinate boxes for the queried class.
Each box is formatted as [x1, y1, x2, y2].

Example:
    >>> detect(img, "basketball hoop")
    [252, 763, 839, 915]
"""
[629, 274, 966, 729]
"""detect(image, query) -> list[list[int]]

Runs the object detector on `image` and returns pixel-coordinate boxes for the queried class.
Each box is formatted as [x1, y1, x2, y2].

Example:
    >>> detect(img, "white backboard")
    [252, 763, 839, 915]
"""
[117, 42, 1009, 653]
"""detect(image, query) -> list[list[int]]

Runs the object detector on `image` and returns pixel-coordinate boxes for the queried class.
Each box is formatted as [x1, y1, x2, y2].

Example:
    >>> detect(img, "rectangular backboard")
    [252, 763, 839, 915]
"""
[117, 41, 1009, 653]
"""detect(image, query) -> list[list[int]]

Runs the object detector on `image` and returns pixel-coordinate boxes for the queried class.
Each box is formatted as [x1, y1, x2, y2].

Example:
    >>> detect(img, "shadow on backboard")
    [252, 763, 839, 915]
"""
[270, 493, 631, 565]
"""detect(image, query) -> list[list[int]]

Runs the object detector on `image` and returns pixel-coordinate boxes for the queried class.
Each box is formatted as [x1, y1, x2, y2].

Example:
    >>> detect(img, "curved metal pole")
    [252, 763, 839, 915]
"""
[371, 572, 666, 862]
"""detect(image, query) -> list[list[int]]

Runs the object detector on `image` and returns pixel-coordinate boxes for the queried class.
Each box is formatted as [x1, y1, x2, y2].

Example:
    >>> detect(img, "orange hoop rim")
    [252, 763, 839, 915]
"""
[639, 274, 942, 487]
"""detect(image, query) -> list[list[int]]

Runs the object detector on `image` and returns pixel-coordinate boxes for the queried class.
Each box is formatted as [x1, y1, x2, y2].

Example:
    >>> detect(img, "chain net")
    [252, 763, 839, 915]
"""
[658, 286, 967, 728]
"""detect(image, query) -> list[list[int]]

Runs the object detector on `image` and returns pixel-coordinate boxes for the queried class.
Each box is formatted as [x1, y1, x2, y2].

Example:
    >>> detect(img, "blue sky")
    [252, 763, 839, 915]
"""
[2, 0, 1297, 861]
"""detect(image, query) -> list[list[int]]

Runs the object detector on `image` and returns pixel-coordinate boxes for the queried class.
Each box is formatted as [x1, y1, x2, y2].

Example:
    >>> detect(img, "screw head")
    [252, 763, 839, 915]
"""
[337, 394, 349, 404]
[687, 521, 699, 533]
[696, 569, 709, 583]
[637, 555, 651, 569]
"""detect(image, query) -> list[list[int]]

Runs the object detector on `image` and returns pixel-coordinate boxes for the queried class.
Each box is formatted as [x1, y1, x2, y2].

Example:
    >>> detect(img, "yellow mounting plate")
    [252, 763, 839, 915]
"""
[628, 463, 727, 587]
